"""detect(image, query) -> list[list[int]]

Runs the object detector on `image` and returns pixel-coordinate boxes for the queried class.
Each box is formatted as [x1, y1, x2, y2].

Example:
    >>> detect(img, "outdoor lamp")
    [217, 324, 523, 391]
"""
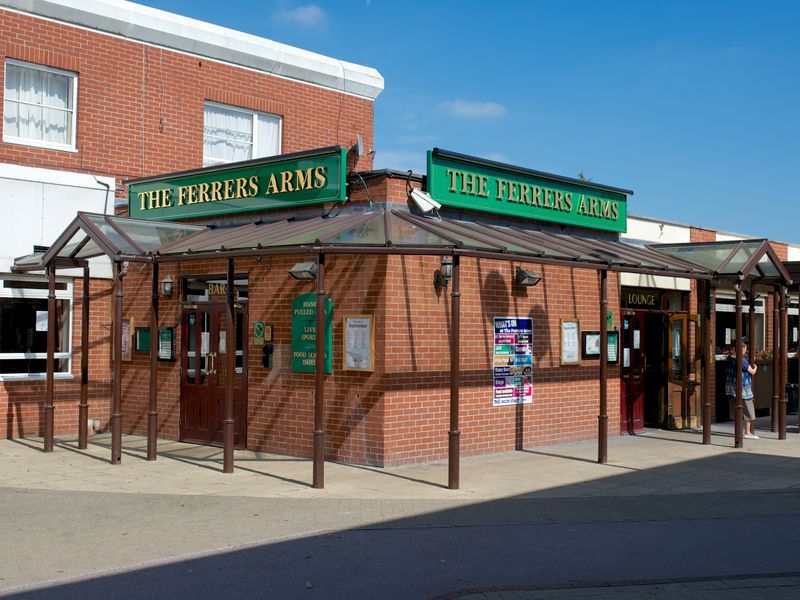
[160, 275, 174, 298]
[434, 256, 453, 290]
[515, 267, 542, 287]
[289, 261, 318, 281]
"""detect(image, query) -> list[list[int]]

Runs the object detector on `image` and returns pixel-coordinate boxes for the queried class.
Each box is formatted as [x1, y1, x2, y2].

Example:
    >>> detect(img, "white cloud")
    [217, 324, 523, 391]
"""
[275, 5, 327, 28]
[441, 100, 508, 119]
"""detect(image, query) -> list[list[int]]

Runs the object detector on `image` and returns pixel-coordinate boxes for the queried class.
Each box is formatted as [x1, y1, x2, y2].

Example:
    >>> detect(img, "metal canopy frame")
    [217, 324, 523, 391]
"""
[17, 208, 790, 488]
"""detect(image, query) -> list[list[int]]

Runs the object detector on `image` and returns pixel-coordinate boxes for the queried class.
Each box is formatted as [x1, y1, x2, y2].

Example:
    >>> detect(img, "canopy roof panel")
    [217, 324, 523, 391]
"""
[14, 208, 720, 280]
[649, 239, 791, 284]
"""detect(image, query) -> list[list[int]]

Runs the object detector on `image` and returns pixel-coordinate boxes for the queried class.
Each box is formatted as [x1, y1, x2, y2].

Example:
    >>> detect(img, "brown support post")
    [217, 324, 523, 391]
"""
[702, 280, 712, 445]
[780, 285, 788, 439]
[598, 269, 608, 464]
[734, 283, 743, 448]
[223, 258, 235, 473]
[772, 287, 780, 433]
[44, 265, 56, 453]
[312, 254, 326, 489]
[78, 267, 90, 450]
[448, 255, 461, 490]
[147, 262, 159, 461]
[111, 261, 124, 464]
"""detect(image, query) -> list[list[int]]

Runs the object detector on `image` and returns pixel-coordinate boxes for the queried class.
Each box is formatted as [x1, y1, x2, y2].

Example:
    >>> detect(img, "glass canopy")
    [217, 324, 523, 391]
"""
[15, 208, 736, 282]
[649, 239, 789, 283]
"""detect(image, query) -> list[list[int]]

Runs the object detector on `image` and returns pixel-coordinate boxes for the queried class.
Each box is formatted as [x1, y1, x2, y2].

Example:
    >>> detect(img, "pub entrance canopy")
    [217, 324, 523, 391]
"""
[15, 209, 775, 488]
[650, 239, 793, 446]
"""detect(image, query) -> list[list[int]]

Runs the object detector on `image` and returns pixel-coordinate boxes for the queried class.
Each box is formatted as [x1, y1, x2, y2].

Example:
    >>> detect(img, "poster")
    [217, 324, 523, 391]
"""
[343, 315, 374, 371]
[35, 311, 48, 332]
[493, 317, 533, 406]
[560, 320, 580, 365]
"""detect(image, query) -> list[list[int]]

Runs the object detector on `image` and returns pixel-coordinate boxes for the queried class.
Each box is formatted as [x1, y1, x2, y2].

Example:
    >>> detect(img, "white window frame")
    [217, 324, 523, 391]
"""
[0, 275, 74, 381]
[3, 59, 78, 152]
[203, 100, 282, 166]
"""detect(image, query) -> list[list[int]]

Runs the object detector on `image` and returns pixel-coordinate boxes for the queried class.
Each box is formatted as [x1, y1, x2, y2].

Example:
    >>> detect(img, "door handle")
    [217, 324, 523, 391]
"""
[212, 352, 217, 375]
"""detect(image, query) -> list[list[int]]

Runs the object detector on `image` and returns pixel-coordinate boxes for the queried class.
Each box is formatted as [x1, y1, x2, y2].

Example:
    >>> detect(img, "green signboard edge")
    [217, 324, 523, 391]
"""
[426, 150, 628, 234]
[128, 147, 347, 222]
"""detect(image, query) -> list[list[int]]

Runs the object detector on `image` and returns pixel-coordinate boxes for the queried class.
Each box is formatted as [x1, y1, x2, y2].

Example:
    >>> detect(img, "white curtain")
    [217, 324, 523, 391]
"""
[4, 64, 71, 145]
[204, 104, 253, 165]
[255, 113, 280, 157]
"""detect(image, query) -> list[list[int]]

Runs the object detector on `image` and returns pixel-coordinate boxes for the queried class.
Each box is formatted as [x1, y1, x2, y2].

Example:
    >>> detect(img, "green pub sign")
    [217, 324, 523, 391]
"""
[128, 147, 347, 221]
[291, 293, 333, 374]
[427, 149, 629, 233]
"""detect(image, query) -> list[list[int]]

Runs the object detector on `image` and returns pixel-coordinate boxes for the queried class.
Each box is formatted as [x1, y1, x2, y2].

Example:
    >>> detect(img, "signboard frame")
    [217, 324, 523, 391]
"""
[427, 149, 628, 233]
[128, 146, 347, 221]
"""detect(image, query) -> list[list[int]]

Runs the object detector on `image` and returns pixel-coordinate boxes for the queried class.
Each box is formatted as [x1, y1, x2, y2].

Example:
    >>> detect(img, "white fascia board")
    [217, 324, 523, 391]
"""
[0, 162, 115, 191]
[0, 0, 384, 100]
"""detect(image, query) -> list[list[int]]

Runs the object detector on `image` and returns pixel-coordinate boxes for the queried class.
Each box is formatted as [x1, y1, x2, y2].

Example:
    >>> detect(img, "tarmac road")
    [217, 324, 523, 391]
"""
[3, 422, 800, 599]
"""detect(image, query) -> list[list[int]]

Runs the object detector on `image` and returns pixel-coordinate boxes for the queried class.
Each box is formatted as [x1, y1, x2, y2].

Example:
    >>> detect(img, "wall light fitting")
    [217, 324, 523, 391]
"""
[160, 275, 174, 298]
[289, 261, 318, 281]
[515, 267, 542, 287]
[434, 256, 453, 290]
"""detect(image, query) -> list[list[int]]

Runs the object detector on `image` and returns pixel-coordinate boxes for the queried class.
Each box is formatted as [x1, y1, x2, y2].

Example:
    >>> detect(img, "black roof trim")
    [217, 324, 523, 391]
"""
[352, 169, 425, 182]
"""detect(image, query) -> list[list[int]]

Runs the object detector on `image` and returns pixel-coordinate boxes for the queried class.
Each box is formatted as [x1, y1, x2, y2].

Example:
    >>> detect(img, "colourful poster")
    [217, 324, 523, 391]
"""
[493, 317, 533, 406]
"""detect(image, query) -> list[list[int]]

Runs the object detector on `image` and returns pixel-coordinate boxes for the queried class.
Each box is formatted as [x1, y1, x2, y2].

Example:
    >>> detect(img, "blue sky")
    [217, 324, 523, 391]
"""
[139, 0, 799, 242]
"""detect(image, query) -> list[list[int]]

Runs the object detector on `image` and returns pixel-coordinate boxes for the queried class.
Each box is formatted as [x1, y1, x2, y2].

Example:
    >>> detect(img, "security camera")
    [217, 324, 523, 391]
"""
[410, 189, 441, 214]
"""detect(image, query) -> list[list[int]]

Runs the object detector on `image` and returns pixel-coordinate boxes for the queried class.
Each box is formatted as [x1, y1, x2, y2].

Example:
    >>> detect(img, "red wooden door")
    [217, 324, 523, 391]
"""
[180, 304, 247, 447]
[621, 311, 645, 433]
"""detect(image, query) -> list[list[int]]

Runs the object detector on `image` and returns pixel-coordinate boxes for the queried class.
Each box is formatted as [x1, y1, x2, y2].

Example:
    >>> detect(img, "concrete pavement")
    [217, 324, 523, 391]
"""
[2, 415, 800, 598]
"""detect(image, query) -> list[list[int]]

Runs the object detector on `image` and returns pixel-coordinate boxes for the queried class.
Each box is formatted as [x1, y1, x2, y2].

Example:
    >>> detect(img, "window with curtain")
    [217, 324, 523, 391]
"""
[203, 101, 281, 166]
[0, 277, 73, 379]
[3, 59, 77, 151]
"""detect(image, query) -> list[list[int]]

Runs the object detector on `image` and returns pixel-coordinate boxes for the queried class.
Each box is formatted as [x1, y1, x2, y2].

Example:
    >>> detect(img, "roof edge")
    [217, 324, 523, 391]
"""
[1, 0, 384, 100]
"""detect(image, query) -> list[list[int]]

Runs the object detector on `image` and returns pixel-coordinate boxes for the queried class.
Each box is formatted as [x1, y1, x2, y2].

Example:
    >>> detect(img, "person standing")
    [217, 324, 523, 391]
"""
[725, 337, 759, 439]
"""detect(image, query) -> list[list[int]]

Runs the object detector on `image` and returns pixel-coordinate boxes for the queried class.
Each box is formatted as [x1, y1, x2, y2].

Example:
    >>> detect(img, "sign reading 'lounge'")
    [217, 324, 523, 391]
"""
[127, 147, 347, 221]
[427, 149, 629, 233]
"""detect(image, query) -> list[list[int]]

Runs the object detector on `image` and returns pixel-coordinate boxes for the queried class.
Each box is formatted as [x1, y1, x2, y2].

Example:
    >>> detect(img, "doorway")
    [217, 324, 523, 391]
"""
[180, 303, 248, 447]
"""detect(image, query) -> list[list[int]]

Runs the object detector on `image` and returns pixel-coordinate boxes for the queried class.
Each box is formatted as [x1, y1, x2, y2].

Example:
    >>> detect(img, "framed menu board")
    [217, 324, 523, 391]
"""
[343, 315, 374, 371]
[560, 319, 580, 365]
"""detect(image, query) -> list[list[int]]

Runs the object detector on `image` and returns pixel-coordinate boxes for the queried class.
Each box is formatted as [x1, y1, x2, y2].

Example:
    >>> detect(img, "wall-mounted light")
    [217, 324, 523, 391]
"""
[289, 261, 318, 281]
[515, 267, 542, 287]
[434, 256, 453, 290]
[160, 275, 174, 298]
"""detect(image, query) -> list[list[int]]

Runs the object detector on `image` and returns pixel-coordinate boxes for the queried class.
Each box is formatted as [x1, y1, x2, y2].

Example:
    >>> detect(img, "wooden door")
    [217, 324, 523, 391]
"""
[620, 311, 646, 433]
[180, 304, 248, 447]
[667, 314, 701, 429]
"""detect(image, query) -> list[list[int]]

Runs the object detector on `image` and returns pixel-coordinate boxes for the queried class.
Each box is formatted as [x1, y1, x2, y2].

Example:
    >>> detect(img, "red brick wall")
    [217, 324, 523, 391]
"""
[0, 8, 375, 203]
[382, 254, 620, 465]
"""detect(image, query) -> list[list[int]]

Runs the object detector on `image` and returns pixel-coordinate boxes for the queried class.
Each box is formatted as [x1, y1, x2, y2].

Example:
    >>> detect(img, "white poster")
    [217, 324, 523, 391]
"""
[344, 316, 373, 370]
[623, 348, 631, 368]
[35, 311, 48, 332]
[633, 330, 640, 350]
[219, 330, 226, 354]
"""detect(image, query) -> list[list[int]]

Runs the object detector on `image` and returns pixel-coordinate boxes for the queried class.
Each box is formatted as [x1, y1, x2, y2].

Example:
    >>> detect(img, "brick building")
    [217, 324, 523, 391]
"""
[3, 1, 797, 482]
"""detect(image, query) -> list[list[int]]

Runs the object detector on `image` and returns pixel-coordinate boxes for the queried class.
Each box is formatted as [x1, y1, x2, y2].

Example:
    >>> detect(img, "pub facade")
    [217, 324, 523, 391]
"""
[2, 1, 797, 483]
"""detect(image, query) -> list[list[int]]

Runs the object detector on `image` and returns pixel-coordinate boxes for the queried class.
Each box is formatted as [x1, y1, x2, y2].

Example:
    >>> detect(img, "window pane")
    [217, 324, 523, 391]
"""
[4, 62, 75, 147]
[255, 113, 280, 157]
[0, 297, 70, 375]
[203, 103, 253, 164]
